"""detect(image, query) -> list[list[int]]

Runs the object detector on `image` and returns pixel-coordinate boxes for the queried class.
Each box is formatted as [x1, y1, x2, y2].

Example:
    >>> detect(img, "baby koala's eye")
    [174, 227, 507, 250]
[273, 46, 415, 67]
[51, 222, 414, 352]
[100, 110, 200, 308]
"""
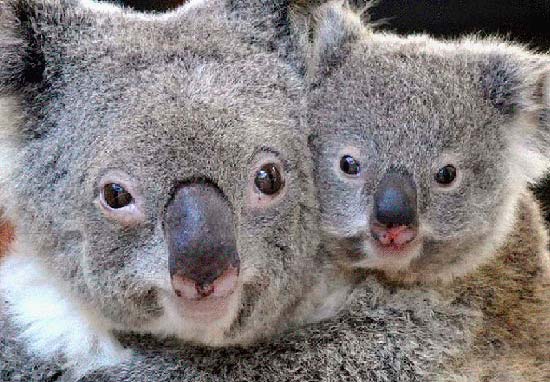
[340, 155, 361, 176]
[102, 183, 134, 209]
[254, 163, 284, 195]
[434, 164, 457, 185]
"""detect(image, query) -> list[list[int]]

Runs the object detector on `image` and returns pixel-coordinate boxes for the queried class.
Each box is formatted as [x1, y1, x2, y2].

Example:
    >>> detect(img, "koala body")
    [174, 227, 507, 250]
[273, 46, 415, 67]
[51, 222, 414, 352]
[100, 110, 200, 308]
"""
[303, 2, 550, 380]
[10, 3, 547, 381]
[0, 0, 357, 379]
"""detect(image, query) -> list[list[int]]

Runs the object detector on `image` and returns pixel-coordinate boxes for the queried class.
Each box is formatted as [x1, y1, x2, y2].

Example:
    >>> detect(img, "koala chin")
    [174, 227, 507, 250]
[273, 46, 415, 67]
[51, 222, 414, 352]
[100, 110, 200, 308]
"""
[0, 0, 335, 377]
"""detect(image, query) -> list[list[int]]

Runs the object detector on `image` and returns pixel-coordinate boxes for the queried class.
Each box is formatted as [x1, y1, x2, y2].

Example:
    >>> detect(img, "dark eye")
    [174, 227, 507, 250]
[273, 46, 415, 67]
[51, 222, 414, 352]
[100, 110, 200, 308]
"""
[340, 155, 361, 175]
[434, 165, 457, 185]
[254, 163, 284, 195]
[103, 183, 133, 209]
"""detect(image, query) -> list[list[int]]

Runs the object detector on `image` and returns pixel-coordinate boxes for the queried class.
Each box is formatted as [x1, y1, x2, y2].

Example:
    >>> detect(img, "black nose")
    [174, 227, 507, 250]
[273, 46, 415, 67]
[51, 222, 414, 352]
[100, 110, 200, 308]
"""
[373, 172, 417, 227]
[164, 183, 239, 290]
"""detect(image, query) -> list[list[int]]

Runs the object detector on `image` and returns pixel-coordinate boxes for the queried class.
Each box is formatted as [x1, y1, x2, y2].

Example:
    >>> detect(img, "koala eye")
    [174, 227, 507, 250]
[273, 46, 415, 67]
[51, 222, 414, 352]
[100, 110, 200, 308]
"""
[98, 172, 145, 226]
[254, 163, 284, 195]
[434, 165, 457, 185]
[340, 155, 361, 175]
[102, 183, 134, 209]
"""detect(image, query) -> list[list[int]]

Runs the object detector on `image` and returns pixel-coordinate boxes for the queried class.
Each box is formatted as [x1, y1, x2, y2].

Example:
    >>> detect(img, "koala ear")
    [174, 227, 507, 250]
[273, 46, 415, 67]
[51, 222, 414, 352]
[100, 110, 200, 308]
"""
[482, 53, 550, 181]
[307, 0, 363, 81]
[0, 0, 94, 95]
[480, 54, 549, 115]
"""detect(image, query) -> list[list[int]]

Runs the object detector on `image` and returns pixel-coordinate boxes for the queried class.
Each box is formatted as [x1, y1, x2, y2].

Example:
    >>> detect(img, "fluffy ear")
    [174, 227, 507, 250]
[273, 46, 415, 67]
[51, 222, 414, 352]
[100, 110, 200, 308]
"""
[0, 0, 113, 139]
[0, 0, 74, 93]
[481, 53, 550, 181]
[307, 0, 363, 83]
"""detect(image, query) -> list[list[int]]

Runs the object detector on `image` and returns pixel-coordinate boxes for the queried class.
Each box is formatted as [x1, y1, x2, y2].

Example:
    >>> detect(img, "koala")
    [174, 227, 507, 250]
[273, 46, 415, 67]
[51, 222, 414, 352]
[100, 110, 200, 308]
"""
[303, 1, 550, 380]
[306, 1, 550, 282]
[0, 0, 354, 379]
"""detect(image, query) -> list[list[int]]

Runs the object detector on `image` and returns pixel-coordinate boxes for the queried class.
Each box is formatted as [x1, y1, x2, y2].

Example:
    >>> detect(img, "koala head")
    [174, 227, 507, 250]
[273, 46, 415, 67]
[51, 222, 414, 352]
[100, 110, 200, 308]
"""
[0, 0, 321, 346]
[306, 2, 550, 283]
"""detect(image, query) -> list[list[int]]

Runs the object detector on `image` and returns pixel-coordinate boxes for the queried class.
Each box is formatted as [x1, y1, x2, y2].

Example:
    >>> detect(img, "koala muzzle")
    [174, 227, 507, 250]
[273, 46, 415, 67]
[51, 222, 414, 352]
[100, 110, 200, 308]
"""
[372, 172, 418, 248]
[165, 183, 240, 301]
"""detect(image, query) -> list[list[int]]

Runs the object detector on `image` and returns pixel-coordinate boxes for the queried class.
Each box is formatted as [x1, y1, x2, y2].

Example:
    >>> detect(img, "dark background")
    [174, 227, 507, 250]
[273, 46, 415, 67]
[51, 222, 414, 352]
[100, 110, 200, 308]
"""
[118, 0, 550, 219]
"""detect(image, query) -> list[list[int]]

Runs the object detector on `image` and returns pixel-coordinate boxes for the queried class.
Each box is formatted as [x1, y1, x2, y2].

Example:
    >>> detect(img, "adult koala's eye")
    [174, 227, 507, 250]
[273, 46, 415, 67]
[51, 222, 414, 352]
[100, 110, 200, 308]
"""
[98, 171, 144, 226]
[434, 165, 457, 185]
[254, 163, 284, 195]
[103, 183, 134, 209]
[340, 155, 361, 175]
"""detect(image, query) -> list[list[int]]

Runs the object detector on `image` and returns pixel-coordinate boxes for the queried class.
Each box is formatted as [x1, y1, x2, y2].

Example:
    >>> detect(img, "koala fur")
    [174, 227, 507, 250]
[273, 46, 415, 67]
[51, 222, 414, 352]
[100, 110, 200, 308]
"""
[303, 1, 550, 380]
[0, 0, 357, 378]
[1, 192, 544, 382]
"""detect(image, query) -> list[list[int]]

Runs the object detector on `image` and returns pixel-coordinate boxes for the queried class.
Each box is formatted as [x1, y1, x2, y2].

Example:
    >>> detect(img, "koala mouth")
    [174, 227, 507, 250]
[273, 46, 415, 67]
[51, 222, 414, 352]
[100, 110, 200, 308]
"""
[325, 227, 422, 272]
[171, 265, 241, 322]
[370, 224, 419, 255]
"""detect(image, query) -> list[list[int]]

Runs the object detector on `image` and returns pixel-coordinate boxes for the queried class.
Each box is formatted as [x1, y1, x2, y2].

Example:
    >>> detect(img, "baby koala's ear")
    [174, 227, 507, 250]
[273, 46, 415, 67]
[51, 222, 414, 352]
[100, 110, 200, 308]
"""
[307, 0, 364, 82]
[481, 52, 550, 181]
[480, 53, 549, 115]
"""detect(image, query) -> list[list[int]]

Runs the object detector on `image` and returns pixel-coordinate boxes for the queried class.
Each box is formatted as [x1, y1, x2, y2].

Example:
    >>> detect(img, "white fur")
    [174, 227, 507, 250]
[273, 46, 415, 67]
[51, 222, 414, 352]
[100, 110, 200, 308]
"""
[79, 0, 208, 21]
[0, 240, 130, 377]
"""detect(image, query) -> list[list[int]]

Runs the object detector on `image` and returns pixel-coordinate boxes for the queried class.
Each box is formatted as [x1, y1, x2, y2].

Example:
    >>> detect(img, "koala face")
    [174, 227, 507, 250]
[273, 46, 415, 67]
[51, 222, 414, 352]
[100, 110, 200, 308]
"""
[0, 0, 320, 346]
[307, 4, 550, 283]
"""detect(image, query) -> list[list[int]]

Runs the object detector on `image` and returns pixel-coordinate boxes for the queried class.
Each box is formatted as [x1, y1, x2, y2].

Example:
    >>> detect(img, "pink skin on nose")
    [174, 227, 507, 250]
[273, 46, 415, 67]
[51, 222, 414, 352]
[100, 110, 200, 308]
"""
[172, 265, 239, 301]
[372, 225, 417, 251]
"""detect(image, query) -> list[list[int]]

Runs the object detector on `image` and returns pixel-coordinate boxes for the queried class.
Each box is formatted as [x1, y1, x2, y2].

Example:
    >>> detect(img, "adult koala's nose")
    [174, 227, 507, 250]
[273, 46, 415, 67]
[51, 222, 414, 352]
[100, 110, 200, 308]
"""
[371, 172, 418, 247]
[164, 183, 240, 301]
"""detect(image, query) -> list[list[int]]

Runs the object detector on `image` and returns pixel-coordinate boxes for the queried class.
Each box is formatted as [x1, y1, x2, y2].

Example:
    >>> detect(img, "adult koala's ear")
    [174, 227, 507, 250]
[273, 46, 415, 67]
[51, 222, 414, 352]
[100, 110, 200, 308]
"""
[0, 0, 76, 92]
[307, 0, 364, 84]
[0, 0, 110, 139]
[481, 51, 550, 181]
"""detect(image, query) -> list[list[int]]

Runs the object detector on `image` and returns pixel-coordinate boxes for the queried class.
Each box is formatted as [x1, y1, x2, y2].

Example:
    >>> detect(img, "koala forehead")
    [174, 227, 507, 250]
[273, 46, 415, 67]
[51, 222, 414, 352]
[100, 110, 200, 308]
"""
[31, 13, 304, 182]
[310, 39, 510, 174]
[9, 1, 307, 230]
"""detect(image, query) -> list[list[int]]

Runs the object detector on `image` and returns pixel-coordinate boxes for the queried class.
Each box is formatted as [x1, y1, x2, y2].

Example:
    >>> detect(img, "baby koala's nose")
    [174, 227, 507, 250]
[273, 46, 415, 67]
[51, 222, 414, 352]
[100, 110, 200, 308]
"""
[371, 172, 418, 248]
[373, 172, 417, 227]
[164, 183, 240, 301]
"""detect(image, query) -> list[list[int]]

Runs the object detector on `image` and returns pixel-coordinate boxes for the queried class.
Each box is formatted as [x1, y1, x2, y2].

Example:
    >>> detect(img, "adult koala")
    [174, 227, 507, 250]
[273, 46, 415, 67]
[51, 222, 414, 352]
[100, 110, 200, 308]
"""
[0, 0, 347, 379]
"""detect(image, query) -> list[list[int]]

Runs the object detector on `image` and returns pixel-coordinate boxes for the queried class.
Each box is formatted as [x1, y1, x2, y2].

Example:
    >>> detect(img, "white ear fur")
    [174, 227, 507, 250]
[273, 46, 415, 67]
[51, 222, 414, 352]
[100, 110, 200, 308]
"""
[78, 0, 207, 20]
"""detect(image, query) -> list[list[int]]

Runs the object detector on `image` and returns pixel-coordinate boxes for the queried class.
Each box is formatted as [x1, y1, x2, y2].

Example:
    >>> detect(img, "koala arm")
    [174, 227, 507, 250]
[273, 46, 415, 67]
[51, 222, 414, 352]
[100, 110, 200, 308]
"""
[0, 297, 66, 382]
[75, 286, 475, 382]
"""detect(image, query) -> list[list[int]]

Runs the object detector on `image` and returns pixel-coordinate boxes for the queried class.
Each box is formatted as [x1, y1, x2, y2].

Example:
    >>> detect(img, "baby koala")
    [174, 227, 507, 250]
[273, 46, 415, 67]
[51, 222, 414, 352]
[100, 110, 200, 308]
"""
[306, 1, 550, 380]
[0, 0, 336, 378]
[307, 2, 550, 282]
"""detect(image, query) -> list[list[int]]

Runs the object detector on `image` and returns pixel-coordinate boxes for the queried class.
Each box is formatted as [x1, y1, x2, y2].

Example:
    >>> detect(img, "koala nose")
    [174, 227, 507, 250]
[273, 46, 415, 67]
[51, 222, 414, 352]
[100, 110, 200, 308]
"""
[164, 183, 240, 300]
[373, 172, 417, 227]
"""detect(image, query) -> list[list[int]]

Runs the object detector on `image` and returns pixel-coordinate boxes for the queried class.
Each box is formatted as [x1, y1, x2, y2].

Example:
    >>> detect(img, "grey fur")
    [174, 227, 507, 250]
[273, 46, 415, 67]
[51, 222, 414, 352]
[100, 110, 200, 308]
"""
[1, 1, 550, 381]
[307, 2, 550, 283]
[304, 2, 550, 380]
[73, 195, 550, 382]
[74, 275, 478, 382]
